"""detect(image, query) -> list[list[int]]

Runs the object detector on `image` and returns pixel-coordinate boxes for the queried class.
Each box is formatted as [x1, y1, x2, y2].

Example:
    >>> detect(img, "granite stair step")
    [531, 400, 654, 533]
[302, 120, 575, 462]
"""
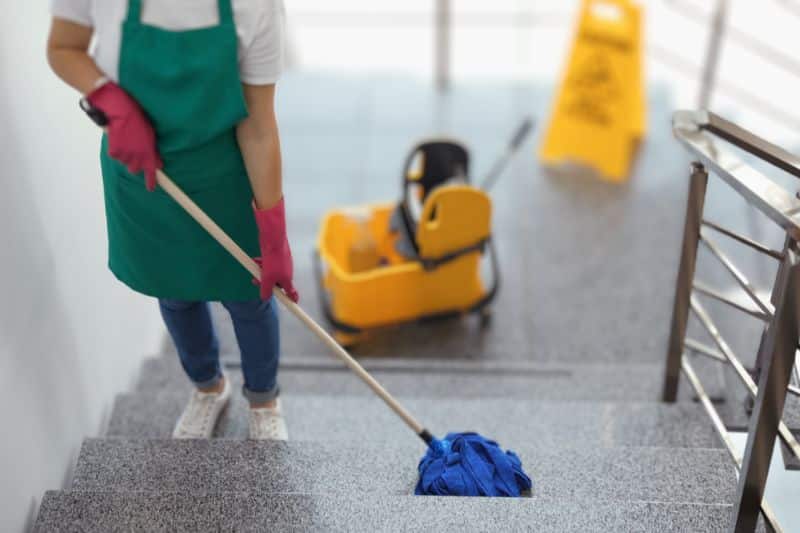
[135, 355, 726, 402]
[34, 490, 747, 533]
[107, 391, 723, 449]
[72, 438, 737, 505]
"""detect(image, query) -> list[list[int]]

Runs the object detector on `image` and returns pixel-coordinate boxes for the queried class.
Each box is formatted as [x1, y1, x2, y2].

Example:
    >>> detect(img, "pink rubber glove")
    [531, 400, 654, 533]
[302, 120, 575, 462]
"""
[87, 81, 162, 191]
[253, 198, 299, 302]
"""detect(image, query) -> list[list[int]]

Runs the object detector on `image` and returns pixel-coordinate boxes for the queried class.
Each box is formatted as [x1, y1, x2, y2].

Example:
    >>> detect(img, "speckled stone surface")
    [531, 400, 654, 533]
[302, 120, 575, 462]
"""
[35, 491, 744, 533]
[72, 439, 736, 504]
[134, 354, 725, 402]
[107, 391, 722, 449]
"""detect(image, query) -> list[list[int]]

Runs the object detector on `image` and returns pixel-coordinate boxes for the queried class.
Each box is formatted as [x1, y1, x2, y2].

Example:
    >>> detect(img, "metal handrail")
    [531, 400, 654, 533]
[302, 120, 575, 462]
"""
[673, 110, 800, 238]
[649, 45, 800, 132]
[660, 0, 800, 131]
[666, 0, 800, 80]
[689, 297, 800, 458]
[698, 232, 774, 317]
[681, 358, 783, 532]
[666, 110, 800, 532]
[685, 338, 727, 362]
[697, 112, 800, 179]
[701, 219, 784, 261]
[685, 352, 798, 531]
[692, 281, 770, 321]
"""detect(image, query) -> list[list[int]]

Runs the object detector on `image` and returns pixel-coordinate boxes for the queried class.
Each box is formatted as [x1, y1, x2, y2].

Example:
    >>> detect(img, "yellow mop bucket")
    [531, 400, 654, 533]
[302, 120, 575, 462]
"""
[314, 119, 532, 346]
[315, 190, 498, 345]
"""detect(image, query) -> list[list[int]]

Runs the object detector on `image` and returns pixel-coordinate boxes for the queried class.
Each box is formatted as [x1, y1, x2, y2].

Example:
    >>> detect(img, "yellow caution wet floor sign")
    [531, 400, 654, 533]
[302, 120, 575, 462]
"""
[539, 0, 645, 182]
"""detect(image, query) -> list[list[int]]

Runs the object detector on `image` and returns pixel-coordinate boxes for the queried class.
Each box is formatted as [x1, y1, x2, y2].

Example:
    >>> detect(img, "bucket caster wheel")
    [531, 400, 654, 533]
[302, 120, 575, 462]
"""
[478, 308, 492, 328]
[334, 330, 363, 349]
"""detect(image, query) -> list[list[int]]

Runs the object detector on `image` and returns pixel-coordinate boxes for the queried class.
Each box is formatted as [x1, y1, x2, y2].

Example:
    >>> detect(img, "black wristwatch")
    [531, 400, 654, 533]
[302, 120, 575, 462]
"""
[79, 97, 109, 127]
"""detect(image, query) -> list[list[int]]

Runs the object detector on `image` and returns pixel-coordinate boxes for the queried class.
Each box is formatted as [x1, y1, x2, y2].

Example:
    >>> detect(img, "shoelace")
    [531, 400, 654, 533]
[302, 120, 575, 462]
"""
[250, 408, 283, 438]
[178, 391, 220, 435]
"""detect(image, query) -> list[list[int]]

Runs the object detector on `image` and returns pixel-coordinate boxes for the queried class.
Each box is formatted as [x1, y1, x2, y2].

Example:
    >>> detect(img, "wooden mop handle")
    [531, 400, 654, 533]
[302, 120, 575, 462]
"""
[155, 170, 430, 439]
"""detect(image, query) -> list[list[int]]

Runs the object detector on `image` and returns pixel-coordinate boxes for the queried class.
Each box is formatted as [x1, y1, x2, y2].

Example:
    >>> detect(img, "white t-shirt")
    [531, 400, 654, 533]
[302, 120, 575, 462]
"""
[50, 0, 285, 85]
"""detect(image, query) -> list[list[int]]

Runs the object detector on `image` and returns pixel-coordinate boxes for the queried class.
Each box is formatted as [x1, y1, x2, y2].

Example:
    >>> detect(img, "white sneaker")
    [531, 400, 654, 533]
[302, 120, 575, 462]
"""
[172, 375, 231, 439]
[249, 398, 288, 440]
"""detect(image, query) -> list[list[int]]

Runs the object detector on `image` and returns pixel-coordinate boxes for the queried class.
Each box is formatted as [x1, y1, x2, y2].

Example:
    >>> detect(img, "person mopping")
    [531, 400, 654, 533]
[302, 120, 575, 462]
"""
[46, 0, 296, 440]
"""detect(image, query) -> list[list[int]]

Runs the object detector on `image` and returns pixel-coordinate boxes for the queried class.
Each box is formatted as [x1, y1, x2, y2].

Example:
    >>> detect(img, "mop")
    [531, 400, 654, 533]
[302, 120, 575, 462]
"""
[156, 170, 533, 497]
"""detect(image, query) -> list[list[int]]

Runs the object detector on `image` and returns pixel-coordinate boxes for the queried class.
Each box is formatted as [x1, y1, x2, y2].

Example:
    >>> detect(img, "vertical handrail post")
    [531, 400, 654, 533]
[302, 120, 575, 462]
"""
[435, 0, 451, 92]
[698, 0, 729, 109]
[751, 246, 790, 383]
[732, 242, 800, 532]
[663, 162, 709, 402]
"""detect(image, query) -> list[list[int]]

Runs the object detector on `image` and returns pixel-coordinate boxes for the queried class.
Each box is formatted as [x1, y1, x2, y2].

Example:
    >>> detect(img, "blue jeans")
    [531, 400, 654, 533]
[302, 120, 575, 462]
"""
[159, 298, 280, 404]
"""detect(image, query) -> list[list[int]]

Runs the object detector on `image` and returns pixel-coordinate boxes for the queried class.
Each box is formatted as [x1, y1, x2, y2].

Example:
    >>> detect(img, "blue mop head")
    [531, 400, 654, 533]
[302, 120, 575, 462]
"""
[415, 432, 533, 497]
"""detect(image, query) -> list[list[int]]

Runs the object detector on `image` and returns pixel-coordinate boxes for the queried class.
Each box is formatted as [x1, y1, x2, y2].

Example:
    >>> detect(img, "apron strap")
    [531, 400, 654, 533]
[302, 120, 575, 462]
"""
[125, 0, 142, 24]
[218, 0, 234, 24]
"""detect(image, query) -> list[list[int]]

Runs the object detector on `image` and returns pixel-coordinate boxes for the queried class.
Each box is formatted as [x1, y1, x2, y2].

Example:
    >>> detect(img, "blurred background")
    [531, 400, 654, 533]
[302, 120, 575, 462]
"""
[284, 0, 798, 142]
[2, 1, 800, 531]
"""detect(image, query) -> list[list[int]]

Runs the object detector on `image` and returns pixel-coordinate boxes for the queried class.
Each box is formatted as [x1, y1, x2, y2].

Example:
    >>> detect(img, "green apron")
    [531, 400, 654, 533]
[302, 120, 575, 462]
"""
[100, 0, 260, 301]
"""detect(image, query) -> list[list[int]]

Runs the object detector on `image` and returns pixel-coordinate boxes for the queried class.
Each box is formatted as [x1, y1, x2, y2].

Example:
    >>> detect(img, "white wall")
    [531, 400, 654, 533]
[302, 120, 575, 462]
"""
[0, 4, 162, 532]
